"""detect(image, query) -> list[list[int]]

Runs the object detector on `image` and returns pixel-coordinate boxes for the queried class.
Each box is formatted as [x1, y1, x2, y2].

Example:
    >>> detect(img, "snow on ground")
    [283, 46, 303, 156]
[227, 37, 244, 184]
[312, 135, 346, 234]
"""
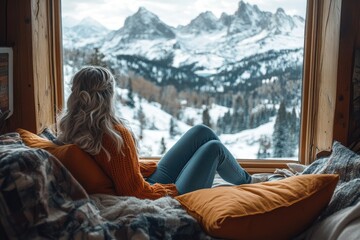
[119, 89, 278, 159]
[220, 118, 275, 159]
[63, 66, 296, 160]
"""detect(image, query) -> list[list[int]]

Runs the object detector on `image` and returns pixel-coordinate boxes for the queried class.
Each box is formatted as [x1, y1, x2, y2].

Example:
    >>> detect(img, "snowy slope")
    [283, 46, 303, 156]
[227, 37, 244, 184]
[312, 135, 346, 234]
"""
[64, 2, 305, 75]
[115, 86, 276, 159]
[61, 0, 304, 160]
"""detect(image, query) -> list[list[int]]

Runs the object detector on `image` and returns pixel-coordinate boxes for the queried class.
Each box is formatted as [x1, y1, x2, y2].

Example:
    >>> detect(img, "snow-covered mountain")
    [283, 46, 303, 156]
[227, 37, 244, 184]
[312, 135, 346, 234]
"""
[62, 17, 109, 48]
[61, 0, 304, 159]
[119, 7, 176, 40]
[64, 0, 305, 75]
[178, 11, 224, 34]
[62, 16, 79, 28]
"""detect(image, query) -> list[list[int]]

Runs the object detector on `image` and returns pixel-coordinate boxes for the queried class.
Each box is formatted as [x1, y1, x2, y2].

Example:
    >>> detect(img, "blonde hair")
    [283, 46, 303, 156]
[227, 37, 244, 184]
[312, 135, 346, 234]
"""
[57, 66, 124, 156]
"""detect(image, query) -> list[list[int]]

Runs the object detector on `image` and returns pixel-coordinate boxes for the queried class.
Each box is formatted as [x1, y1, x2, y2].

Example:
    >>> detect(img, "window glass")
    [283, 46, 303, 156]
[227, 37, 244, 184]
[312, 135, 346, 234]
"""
[61, 0, 307, 159]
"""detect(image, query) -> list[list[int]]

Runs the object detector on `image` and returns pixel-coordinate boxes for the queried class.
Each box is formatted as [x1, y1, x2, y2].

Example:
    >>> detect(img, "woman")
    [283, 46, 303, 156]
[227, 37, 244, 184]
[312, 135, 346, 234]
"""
[57, 66, 251, 200]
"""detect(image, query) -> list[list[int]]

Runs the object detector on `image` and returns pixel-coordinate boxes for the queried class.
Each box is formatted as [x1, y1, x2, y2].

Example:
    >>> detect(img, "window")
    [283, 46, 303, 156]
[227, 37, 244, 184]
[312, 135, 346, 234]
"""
[61, 1, 309, 163]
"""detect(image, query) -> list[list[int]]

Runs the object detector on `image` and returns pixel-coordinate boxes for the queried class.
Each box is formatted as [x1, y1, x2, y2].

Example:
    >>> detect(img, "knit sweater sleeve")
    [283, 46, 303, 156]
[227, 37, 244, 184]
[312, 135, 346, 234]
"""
[93, 124, 178, 200]
[139, 160, 158, 178]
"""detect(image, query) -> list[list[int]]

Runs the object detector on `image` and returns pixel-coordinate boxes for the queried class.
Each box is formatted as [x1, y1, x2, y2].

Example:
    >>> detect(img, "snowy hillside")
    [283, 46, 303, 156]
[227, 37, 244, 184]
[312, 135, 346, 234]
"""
[61, 0, 304, 159]
[100, 1, 304, 74]
[62, 71, 277, 159]
[62, 17, 110, 48]
[64, 1, 305, 75]
[116, 87, 277, 159]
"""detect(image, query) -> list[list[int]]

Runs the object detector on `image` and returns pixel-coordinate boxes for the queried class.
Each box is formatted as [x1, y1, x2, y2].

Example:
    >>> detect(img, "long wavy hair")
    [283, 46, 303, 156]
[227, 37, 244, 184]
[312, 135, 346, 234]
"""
[57, 66, 124, 157]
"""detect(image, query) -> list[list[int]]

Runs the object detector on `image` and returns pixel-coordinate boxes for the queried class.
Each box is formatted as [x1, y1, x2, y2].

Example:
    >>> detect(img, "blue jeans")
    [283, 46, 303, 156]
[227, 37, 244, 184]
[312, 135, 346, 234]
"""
[146, 124, 251, 194]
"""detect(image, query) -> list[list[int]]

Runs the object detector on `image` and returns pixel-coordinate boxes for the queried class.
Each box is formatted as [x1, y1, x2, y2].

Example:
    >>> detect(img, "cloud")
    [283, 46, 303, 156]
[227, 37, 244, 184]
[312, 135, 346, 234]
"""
[61, 0, 307, 30]
[246, 0, 306, 16]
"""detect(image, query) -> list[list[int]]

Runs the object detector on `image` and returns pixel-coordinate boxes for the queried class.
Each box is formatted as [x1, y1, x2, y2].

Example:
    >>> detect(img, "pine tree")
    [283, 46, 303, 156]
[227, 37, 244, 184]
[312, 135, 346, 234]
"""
[272, 101, 290, 158]
[202, 106, 212, 128]
[137, 103, 146, 140]
[231, 111, 245, 133]
[232, 95, 243, 113]
[257, 135, 271, 158]
[243, 97, 250, 128]
[287, 107, 299, 157]
[127, 78, 135, 108]
[160, 137, 166, 155]
[224, 110, 234, 133]
[86, 47, 107, 67]
[169, 117, 176, 138]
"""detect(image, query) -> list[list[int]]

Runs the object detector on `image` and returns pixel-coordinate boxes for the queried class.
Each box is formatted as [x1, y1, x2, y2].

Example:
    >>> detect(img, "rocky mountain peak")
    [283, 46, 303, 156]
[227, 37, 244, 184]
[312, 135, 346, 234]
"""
[275, 7, 286, 15]
[228, 1, 265, 35]
[70, 17, 108, 39]
[234, 1, 259, 22]
[269, 7, 296, 34]
[121, 7, 175, 40]
[180, 11, 223, 34]
[76, 17, 105, 28]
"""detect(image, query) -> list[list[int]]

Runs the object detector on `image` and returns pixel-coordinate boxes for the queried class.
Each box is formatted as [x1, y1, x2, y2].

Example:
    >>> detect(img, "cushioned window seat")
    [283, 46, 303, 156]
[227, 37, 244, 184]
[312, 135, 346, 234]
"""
[1, 130, 359, 239]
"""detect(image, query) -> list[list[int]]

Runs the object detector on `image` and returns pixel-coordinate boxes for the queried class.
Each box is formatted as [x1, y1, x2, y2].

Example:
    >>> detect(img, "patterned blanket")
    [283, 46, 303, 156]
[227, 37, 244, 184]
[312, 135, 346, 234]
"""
[0, 133, 212, 240]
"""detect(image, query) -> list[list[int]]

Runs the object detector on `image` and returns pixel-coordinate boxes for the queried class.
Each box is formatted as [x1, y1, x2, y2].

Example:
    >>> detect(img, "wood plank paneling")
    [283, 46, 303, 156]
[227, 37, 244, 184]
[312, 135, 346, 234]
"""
[49, 0, 64, 115]
[0, 0, 6, 43]
[7, 0, 37, 133]
[347, 1, 360, 146]
[300, 0, 318, 164]
[3, 0, 57, 133]
[334, 0, 359, 146]
[301, 0, 343, 163]
[31, 0, 55, 131]
[312, 0, 342, 154]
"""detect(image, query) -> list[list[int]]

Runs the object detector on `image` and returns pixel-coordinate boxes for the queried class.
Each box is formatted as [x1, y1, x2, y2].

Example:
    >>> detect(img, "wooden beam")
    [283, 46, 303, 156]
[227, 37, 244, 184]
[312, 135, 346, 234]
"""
[311, 0, 342, 156]
[0, 0, 6, 44]
[7, 0, 37, 133]
[333, 0, 359, 146]
[31, 0, 56, 132]
[4, 0, 58, 133]
[346, 0, 360, 146]
[49, 0, 64, 115]
[300, 0, 318, 165]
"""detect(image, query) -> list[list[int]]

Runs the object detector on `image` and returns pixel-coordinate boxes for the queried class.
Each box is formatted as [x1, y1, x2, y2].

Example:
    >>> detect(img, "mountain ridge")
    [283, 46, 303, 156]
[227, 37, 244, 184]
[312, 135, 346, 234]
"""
[61, 1, 305, 158]
[62, 0, 305, 93]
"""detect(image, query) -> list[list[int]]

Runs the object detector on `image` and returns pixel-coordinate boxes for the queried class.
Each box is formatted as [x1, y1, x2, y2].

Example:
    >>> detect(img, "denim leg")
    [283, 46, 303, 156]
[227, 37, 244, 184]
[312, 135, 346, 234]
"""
[146, 124, 251, 194]
[147, 124, 219, 184]
[175, 140, 251, 194]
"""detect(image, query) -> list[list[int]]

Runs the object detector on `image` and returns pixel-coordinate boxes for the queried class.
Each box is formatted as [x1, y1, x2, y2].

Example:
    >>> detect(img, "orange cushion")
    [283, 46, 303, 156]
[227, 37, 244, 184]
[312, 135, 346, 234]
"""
[16, 128, 115, 195]
[175, 174, 339, 240]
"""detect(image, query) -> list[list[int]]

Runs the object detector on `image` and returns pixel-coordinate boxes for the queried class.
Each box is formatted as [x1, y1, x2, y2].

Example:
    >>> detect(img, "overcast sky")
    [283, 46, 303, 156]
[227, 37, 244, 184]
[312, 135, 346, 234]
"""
[62, 0, 307, 30]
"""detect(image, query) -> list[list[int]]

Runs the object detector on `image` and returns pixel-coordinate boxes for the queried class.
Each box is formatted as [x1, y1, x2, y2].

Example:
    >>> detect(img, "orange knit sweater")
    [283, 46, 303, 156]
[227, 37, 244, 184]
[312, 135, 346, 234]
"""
[93, 124, 178, 200]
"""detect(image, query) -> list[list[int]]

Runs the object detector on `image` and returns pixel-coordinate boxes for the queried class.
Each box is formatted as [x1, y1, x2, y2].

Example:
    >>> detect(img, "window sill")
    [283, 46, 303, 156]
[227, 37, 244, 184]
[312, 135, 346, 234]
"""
[140, 157, 297, 174]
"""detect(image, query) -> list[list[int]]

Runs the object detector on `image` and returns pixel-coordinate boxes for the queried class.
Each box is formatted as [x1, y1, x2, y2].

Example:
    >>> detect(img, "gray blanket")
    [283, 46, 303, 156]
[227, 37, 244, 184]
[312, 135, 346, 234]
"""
[303, 200, 360, 240]
[0, 133, 212, 240]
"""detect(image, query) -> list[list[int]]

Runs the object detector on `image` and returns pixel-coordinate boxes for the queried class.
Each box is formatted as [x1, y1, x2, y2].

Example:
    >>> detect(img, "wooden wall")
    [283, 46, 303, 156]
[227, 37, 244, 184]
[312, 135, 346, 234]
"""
[315, 0, 342, 152]
[0, 0, 61, 134]
[334, 0, 360, 147]
[1, 0, 37, 133]
[311, 0, 360, 152]
[347, 8, 360, 146]
[301, 0, 342, 162]
[299, 0, 360, 162]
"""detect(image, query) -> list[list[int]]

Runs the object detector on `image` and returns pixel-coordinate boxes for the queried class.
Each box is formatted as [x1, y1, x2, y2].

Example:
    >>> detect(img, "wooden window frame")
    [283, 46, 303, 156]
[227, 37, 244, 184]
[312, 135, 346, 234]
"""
[241, 0, 344, 173]
[47, 0, 344, 174]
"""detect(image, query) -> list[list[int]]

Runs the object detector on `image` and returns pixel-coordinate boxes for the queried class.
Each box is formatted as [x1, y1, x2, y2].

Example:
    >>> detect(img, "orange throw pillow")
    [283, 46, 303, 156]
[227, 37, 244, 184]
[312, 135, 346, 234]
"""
[175, 174, 338, 240]
[17, 128, 115, 195]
